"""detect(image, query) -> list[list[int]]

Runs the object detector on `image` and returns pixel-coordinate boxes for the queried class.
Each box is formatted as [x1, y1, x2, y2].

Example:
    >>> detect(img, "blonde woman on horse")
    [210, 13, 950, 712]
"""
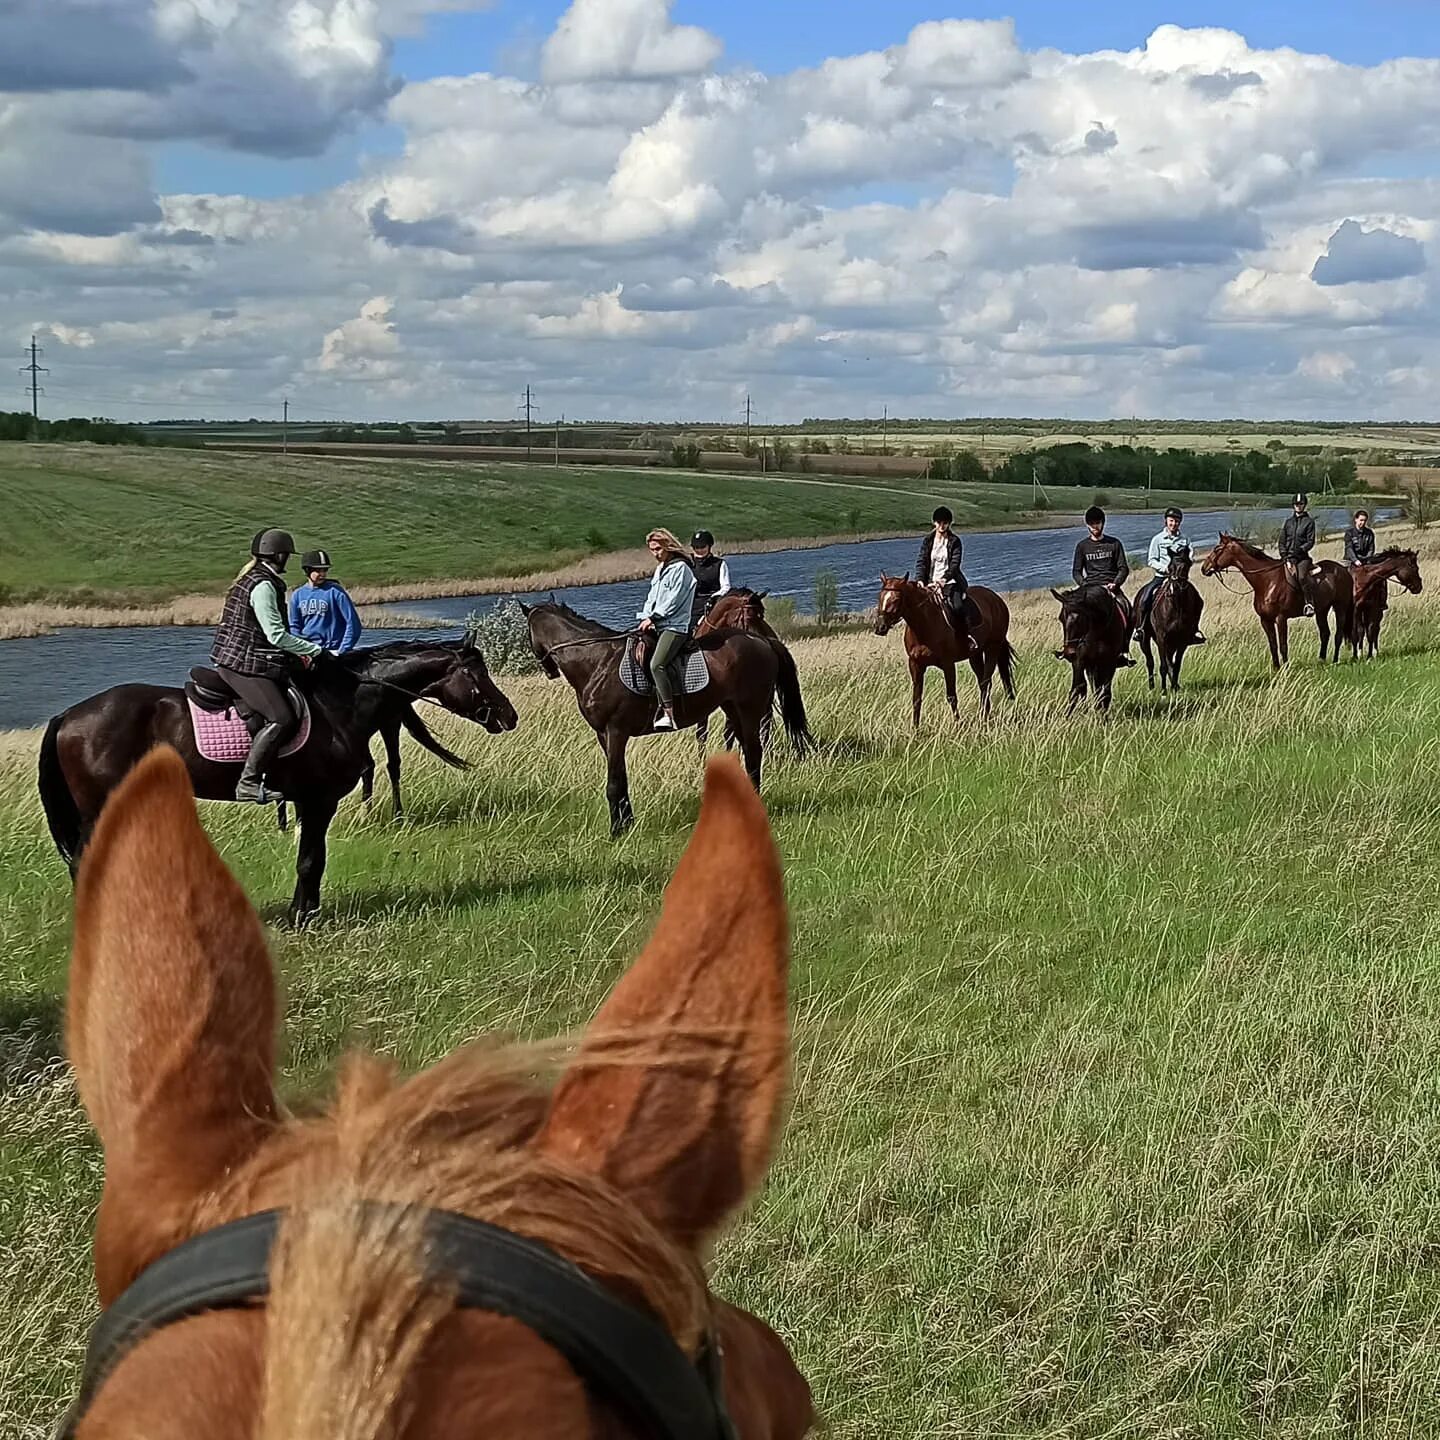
[637, 528, 697, 730]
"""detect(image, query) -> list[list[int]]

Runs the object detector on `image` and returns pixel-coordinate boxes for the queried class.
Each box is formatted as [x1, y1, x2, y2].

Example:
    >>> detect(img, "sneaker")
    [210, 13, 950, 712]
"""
[653, 711, 677, 730]
[1303, 604, 1315, 618]
[1192, 631, 1207, 645]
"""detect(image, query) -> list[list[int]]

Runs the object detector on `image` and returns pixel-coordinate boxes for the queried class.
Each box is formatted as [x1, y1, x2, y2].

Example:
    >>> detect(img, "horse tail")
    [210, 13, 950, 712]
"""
[769, 639, 815, 757]
[38, 713, 82, 873]
[400, 704, 471, 769]
[997, 641, 1019, 701]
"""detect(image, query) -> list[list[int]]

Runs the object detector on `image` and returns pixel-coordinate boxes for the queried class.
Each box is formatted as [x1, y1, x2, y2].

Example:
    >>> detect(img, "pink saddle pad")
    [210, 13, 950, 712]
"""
[187, 695, 311, 765]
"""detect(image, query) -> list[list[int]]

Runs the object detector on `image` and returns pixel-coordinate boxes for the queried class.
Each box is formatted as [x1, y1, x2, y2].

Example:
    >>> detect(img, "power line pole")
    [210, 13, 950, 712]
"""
[282, 397, 289, 456]
[20, 335, 47, 439]
[522, 384, 534, 458]
[744, 393, 752, 449]
[881, 403, 888, 456]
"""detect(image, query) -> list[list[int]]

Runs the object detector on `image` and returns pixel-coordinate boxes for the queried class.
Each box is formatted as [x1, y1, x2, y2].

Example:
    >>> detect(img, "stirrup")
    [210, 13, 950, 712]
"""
[235, 779, 283, 805]
[653, 710, 677, 731]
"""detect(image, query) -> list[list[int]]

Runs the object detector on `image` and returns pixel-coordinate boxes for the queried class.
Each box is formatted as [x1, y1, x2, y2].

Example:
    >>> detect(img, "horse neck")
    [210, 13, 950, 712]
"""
[348, 649, 452, 727]
[537, 611, 618, 683]
[1220, 544, 1282, 590]
[898, 586, 947, 642]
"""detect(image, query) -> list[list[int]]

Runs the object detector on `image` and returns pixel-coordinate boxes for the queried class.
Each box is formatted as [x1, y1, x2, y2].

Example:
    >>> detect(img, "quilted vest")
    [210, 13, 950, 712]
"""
[211, 566, 289, 679]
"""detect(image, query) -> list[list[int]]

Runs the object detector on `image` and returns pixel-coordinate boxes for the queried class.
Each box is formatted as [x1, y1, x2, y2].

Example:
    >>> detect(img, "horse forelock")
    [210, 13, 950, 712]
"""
[217, 1044, 707, 1440]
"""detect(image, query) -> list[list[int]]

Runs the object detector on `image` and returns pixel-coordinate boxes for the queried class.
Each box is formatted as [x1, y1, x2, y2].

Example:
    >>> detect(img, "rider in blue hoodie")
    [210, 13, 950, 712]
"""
[288, 548, 363, 653]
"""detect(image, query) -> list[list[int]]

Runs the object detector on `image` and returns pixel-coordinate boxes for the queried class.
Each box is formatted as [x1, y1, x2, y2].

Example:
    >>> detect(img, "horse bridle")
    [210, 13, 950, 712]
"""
[56, 1205, 737, 1440]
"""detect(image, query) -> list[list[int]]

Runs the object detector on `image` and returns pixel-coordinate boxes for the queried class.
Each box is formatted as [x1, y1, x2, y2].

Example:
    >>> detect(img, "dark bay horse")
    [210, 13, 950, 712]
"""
[38, 639, 518, 923]
[1136, 548, 1205, 694]
[524, 601, 800, 834]
[1350, 548, 1424, 659]
[696, 587, 813, 757]
[278, 703, 458, 832]
[57, 748, 813, 1437]
[1051, 587, 1130, 714]
[1201, 533, 1353, 667]
[873, 576, 1017, 727]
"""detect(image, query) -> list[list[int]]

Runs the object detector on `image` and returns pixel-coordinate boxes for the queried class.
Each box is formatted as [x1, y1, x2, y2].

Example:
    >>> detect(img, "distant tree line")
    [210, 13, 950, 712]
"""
[0, 411, 184, 446]
[928, 442, 1360, 495]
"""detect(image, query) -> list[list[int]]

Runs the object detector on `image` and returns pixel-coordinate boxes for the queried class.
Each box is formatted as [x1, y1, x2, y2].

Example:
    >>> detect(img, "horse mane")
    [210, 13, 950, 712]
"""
[1222, 534, 1275, 562]
[1369, 547, 1416, 564]
[1055, 586, 1112, 619]
[219, 1045, 707, 1440]
[532, 600, 617, 636]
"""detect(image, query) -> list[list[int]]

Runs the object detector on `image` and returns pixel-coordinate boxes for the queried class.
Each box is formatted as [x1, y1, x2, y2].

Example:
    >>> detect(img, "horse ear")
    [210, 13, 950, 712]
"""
[902, 571, 910, 583]
[517, 599, 531, 616]
[68, 747, 278, 1302]
[539, 757, 789, 1249]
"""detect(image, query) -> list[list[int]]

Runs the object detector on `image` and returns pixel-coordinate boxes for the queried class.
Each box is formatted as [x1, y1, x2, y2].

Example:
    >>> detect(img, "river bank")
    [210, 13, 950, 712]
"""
[0, 502, 1339, 638]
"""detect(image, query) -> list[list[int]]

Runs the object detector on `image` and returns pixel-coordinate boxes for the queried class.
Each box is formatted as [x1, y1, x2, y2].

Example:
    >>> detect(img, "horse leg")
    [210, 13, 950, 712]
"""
[361, 752, 375, 808]
[943, 663, 959, 723]
[1066, 664, 1086, 717]
[604, 728, 634, 835]
[696, 715, 708, 766]
[384, 716, 404, 819]
[970, 655, 992, 718]
[276, 801, 289, 834]
[1316, 607, 1332, 663]
[1278, 616, 1290, 666]
[1139, 629, 1156, 690]
[289, 792, 339, 926]
[1095, 668, 1113, 716]
[1260, 615, 1280, 670]
[731, 708, 763, 792]
[909, 658, 925, 731]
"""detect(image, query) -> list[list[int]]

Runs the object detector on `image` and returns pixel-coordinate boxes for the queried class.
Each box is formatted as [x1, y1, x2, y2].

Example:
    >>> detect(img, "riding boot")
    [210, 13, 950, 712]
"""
[235, 721, 291, 803]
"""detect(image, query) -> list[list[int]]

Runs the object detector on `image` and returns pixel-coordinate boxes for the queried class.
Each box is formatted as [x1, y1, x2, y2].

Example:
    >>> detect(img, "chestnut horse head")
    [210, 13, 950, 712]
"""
[62, 746, 812, 1439]
[698, 588, 772, 638]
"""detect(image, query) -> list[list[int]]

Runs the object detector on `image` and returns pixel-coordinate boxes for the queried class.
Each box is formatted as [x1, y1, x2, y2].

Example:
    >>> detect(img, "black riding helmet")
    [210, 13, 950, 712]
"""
[932, 506, 953, 524]
[1084, 506, 1105, 525]
[301, 549, 332, 570]
[1293, 492, 1309, 507]
[255, 528, 295, 558]
[691, 530, 714, 549]
[1164, 506, 1183, 520]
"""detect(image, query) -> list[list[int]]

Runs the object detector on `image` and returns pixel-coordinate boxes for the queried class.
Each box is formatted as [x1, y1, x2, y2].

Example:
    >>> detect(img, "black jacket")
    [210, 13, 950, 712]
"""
[1343, 526, 1376, 566]
[1072, 535, 1129, 589]
[916, 531, 965, 587]
[1280, 513, 1316, 561]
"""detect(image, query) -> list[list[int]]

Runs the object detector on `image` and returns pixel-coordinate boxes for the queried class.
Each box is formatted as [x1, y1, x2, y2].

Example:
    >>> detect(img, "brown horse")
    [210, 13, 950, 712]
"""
[1135, 548, 1205, 695]
[38, 639, 517, 923]
[524, 601, 805, 834]
[1051, 586, 1131, 715]
[1350, 548, 1424, 659]
[873, 575, 1017, 726]
[1200, 533, 1353, 667]
[55, 747, 814, 1439]
[695, 588, 812, 758]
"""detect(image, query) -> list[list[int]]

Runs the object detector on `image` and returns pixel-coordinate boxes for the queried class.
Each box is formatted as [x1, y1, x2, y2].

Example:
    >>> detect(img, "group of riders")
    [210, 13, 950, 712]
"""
[213, 526, 736, 797]
[912, 491, 1378, 667]
[214, 497, 1378, 800]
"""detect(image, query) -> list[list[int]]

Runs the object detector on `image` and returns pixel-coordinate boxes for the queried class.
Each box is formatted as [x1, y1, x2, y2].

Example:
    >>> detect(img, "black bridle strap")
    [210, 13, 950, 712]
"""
[58, 1207, 735, 1440]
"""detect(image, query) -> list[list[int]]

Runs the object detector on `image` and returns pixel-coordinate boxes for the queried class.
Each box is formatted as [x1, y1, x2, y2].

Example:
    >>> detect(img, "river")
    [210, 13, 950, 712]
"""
[0, 506, 1379, 730]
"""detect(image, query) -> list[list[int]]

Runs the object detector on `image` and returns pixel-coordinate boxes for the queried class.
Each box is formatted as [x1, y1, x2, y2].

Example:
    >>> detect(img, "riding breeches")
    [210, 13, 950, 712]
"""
[216, 666, 298, 738]
[648, 629, 684, 706]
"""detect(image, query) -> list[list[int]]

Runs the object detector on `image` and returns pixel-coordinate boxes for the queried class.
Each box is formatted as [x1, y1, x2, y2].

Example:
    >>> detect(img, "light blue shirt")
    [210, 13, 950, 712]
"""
[638, 558, 697, 633]
[1148, 530, 1192, 575]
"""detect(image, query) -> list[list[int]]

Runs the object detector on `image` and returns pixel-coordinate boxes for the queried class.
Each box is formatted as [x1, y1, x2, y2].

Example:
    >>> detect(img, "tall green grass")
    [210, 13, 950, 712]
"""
[4, 566, 1440, 1437]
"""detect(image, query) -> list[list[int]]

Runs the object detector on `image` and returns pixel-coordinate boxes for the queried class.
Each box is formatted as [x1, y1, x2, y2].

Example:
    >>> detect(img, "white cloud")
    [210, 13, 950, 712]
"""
[9, 14, 1440, 421]
[543, 0, 722, 85]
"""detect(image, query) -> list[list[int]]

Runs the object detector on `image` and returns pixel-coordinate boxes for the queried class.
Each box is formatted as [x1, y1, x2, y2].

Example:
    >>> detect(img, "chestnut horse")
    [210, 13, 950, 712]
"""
[695, 588, 813, 758]
[56, 748, 813, 1439]
[1350, 548, 1424, 659]
[1200, 533, 1353, 667]
[873, 576, 1017, 726]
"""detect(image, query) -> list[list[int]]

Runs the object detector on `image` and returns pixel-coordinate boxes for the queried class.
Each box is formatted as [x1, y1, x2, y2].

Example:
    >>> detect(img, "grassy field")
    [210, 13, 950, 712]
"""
[0, 443, 1298, 612]
[6, 533, 1440, 1437]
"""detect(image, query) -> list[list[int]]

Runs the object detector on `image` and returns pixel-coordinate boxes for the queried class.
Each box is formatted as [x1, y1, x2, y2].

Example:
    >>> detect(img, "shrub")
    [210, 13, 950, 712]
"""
[464, 598, 540, 675]
[765, 595, 798, 631]
[583, 526, 609, 552]
[814, 569, 840, 625]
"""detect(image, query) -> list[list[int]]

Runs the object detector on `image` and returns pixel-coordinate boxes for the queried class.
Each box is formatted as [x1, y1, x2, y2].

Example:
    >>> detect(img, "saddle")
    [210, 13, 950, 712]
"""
[185, 667, 311, 764]
[619, 636, 710, 698]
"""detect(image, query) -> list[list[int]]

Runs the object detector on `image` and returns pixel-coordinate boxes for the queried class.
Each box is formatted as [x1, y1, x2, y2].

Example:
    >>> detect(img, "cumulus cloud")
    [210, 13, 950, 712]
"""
[1312, 218, 1426, 285]
[9, 15, 1440, 421]
[543, 0, 722, 84]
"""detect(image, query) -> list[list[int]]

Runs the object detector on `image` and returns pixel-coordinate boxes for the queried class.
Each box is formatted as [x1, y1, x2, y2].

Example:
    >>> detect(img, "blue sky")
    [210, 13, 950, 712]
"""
[154, 2, 1440, 197]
